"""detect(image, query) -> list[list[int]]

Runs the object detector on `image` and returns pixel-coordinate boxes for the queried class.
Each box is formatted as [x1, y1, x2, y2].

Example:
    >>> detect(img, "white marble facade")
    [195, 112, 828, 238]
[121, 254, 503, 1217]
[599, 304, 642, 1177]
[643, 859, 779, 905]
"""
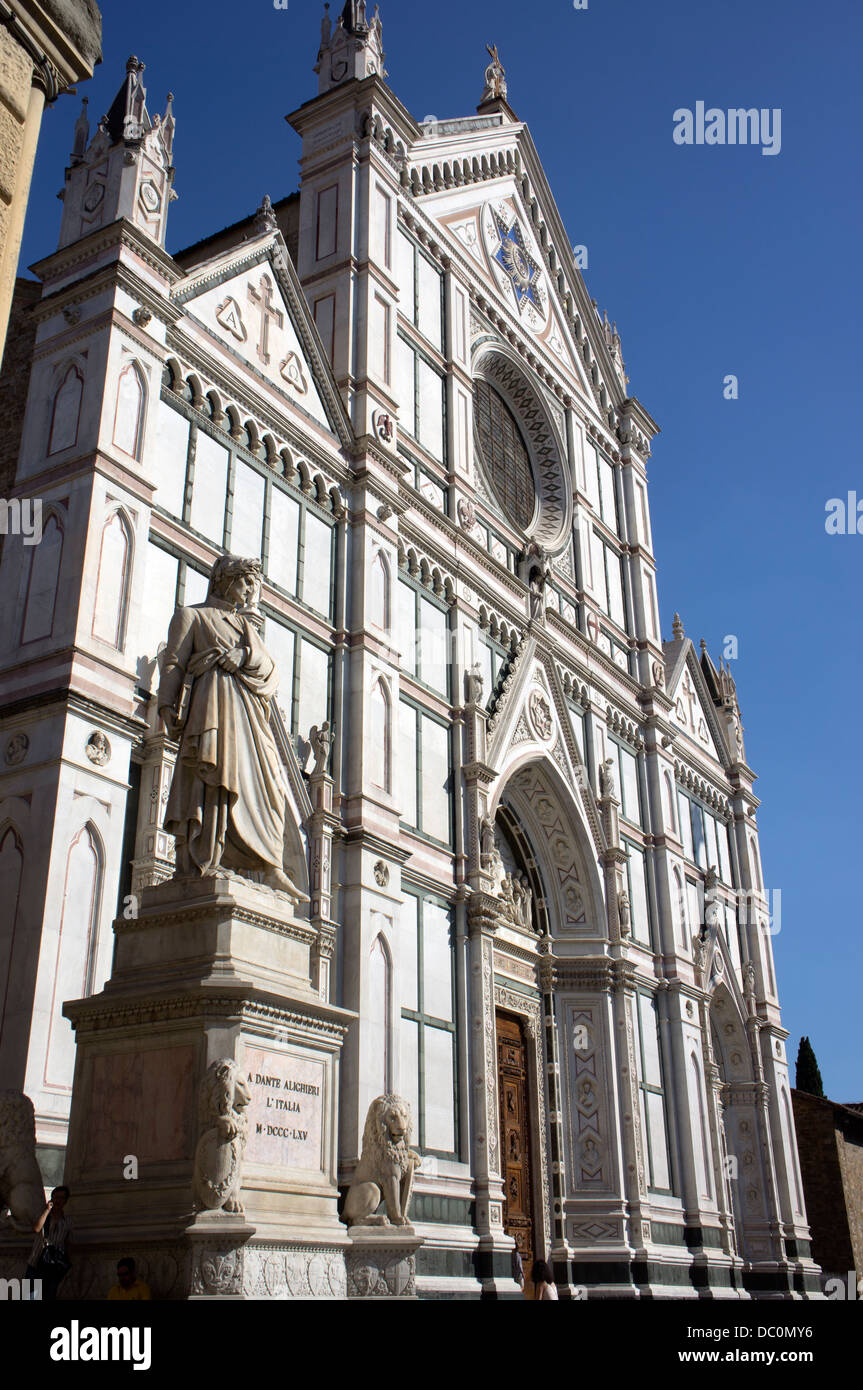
[0, 9, 817, 1296]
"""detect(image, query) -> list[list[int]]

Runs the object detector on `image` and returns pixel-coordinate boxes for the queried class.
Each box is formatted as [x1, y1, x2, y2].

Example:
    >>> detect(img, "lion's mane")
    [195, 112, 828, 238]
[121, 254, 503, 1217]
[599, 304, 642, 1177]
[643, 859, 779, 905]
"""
[357, 1094, 413, 1180]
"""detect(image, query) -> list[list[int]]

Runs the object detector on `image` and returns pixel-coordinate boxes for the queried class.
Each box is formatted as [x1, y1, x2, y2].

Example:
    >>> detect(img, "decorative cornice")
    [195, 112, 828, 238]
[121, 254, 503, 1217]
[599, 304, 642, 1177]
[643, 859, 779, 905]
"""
[32, 218, 181, 287]
[674, 761, 732, 818]
[64, 990, 354, 1040]
[0, 686, 147, 739]
[112, 901, 319, 946]
[606, 705, 644, 751]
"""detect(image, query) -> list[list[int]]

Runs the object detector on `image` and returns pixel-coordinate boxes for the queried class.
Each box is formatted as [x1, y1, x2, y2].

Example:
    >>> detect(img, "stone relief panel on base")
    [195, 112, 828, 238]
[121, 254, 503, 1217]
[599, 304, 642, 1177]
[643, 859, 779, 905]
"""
[193, 1060, 251, 1215]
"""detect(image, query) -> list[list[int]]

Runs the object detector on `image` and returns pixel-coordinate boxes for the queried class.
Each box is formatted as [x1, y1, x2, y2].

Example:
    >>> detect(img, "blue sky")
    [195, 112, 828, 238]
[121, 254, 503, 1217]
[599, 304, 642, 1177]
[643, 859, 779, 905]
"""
[18, 0, 862, 1100]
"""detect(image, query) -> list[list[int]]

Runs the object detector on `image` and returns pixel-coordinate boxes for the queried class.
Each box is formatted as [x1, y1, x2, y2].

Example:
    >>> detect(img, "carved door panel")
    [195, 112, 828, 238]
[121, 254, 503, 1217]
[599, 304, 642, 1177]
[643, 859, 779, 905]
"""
[496, 1013, 534, 1282]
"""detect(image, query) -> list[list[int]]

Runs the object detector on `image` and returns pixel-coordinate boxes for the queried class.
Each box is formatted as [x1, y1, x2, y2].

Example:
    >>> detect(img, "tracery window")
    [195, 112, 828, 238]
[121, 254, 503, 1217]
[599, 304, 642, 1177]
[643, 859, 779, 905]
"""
[473, 379, 536, 531]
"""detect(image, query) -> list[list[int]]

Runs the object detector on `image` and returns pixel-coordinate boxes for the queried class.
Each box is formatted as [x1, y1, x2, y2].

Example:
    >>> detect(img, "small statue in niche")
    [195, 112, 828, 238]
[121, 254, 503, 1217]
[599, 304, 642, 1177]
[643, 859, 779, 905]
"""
[520, 874, 534, 931]
[510, 873, 525, 923]
[528, 572, 545, 623]
[480, 813, 496, 871]
[309, 720, 334, 776]
[617, 887, 631, 937]
[599, 757, 616, 799]
[465, 663, 484, 707]
[499, 872, 517, 921]
[743, 961, 757, 1009]
[703, 865, 722, 931]
[692, 934, 707, 976]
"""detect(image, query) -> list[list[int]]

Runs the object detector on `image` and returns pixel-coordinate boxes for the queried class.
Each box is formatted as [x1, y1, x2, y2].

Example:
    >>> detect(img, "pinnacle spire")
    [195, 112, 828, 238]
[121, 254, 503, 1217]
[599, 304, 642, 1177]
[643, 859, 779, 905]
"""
[58, 53, 177, 251]
[71, 97, 89, 164]
[314, 0, 385, 92]
[100, 54, 149, 144]
[672, 613, 685, 639]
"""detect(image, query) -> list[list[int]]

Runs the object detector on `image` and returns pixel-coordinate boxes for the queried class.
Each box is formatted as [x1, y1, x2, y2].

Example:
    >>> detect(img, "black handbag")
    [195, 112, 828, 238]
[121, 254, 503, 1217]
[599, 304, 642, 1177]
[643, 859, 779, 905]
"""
[38, 1242, 71, 1273]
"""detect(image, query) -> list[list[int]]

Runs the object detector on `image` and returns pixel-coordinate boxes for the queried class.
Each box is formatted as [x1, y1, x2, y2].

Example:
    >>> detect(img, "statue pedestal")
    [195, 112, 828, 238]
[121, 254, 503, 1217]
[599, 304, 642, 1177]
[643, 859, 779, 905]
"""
[58, 874, 355, 1300]
[346, 1227, 423, 1300]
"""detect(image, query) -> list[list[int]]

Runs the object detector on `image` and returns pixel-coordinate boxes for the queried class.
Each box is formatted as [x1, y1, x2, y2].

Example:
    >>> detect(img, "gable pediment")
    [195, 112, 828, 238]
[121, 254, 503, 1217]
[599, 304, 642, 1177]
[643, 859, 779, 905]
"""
[173, 235, 351, 444]
[486, 643, 605, 858]
[435, 190, 585, 389]
[666, 644, 730, 767]
[407, 120, 637, 420]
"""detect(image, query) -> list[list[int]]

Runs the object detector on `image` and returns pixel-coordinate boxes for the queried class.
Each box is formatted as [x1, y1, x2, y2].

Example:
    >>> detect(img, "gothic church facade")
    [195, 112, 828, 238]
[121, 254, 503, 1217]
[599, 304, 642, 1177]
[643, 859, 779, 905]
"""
[0, 7, 817, 1297]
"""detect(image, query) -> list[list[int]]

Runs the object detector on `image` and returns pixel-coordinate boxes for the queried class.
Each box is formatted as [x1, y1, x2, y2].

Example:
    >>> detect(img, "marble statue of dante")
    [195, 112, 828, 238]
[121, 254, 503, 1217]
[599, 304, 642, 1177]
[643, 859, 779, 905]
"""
[158, 554, 300, 897]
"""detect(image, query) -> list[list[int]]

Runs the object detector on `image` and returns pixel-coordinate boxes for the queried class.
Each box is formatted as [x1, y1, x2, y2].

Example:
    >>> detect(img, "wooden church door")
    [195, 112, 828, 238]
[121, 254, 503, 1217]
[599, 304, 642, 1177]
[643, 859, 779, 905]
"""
[496, 1012, 535, 1282]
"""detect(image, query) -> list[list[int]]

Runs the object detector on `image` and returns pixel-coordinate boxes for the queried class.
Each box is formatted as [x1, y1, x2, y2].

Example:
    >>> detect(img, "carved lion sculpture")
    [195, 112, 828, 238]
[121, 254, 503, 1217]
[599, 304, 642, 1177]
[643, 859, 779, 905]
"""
[343, 1094, 422, 1229]
[0, 1090, 46, 1230]
[193, 1060, 251, 1215]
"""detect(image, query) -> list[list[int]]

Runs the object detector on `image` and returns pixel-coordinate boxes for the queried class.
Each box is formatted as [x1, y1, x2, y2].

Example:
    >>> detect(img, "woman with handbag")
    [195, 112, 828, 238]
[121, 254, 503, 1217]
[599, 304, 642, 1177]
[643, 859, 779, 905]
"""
[25, 1186, 72, 1300]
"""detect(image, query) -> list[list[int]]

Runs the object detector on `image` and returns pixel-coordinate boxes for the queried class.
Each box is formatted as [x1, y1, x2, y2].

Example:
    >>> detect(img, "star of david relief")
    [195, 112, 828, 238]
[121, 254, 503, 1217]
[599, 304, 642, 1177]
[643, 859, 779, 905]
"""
[482, 202, 548, 329]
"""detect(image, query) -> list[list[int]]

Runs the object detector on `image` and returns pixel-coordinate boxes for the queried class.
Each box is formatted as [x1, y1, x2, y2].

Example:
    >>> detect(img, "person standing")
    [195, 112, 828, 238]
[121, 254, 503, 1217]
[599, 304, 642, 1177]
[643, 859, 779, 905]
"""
[532, 1258, 559, 1300]
[25, 1186, 72, 1300]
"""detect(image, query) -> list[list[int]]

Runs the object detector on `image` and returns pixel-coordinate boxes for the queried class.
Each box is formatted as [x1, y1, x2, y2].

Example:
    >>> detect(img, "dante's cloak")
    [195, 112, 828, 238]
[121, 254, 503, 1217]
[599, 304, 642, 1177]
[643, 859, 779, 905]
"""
[158, 599, 286, 874]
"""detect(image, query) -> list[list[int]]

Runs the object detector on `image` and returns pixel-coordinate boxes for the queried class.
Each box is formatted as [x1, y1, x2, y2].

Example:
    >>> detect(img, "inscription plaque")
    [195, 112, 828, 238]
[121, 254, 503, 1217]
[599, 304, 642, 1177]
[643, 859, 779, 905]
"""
[244, 1043, 325, 1172]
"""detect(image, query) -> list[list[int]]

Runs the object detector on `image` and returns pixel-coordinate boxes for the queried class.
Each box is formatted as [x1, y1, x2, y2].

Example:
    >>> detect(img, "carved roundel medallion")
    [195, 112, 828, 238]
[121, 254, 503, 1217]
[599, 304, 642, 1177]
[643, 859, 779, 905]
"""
[138, 180, 161, 214]
[86, 731, 111, 766]
[4, 731, 28, 765]
[528, 689, 554, 743]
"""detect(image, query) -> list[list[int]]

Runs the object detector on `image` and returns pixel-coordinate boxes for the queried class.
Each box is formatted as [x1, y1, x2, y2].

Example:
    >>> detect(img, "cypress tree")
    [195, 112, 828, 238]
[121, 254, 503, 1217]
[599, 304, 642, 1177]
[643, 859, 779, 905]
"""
[795, 1036, 825, 1097]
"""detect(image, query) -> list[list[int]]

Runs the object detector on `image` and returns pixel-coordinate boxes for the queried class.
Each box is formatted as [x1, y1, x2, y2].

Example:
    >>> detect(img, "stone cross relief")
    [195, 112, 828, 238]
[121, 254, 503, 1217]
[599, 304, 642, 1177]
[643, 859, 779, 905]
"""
[680, 669, 699, 729]
[247, 273, 283, 366]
